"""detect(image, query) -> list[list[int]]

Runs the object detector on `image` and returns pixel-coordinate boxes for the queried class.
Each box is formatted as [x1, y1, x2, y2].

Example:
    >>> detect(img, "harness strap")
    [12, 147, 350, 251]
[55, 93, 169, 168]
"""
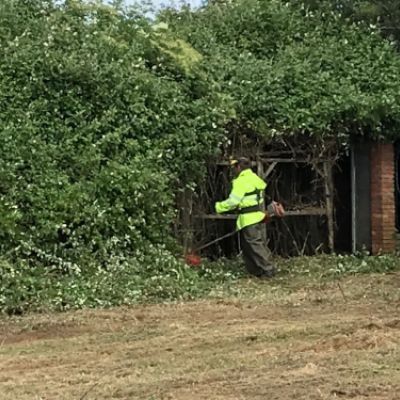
[238, 204, 263, 214]
[239, 189, 263, 214]
[245, 189, 261, 198]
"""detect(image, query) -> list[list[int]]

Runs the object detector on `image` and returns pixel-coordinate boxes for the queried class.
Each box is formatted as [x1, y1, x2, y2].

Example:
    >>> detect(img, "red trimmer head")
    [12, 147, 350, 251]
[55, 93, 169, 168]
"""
[185, 252, 202, 267]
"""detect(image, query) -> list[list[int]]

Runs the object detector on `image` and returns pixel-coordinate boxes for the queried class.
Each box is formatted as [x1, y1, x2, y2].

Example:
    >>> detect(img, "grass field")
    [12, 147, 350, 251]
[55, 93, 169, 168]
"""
[1, 271, 400, 399]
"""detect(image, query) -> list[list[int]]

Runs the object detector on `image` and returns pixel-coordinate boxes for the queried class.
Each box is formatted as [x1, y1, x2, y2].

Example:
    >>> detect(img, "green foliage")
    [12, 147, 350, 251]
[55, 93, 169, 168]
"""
[2, 0, 400, 313]
[0, 0, 227, 268]
[278, 253, 400, 277]
[0, 255, 243, 314]
[1, 253, 399, 314]
[293, 0, 400, 48]
[164, 0, 400, 139]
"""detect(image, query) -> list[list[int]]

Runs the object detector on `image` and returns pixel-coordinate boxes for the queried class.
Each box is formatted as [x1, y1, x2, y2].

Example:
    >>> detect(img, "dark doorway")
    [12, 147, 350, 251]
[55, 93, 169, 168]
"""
[334, 154, 352, 253]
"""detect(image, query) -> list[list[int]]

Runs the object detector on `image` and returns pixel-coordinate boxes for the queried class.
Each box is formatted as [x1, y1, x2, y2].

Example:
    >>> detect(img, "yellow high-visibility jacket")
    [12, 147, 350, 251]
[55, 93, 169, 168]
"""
[215, 168, 266, 230]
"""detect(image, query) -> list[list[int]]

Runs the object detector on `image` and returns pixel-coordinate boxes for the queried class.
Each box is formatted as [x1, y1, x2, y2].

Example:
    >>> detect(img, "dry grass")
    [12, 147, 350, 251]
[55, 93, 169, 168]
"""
[1, 273, 400, 400]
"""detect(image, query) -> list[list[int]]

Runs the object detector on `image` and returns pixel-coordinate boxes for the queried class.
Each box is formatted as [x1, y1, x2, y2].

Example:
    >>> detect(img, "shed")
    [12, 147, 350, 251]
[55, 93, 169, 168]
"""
[177, 132, 397, 258]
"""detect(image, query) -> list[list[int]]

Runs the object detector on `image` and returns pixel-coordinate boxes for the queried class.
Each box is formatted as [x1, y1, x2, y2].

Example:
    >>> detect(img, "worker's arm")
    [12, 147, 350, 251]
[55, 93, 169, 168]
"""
[215, 183, 244, 214]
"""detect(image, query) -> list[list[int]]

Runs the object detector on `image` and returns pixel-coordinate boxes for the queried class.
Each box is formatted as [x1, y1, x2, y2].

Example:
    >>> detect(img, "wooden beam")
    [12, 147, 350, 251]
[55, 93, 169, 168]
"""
[257, 159, 266, 212]
[264, 161, 277, 179]
[259, 158, 311, 163]
[257, 159, 267, 242]
[196, 208, 327, 220]
[217, 158, 330, 166]
[323, 161, 335, 253]
[285, 208, 327, 216]
[197, 214, 236, 220]
[217, 161, 258, 166]
[178, 188, 193, 254]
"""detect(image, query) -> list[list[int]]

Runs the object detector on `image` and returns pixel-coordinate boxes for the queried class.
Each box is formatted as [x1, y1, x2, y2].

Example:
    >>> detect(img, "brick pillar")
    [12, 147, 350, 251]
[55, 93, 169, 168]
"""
[370, 143, 396, 254]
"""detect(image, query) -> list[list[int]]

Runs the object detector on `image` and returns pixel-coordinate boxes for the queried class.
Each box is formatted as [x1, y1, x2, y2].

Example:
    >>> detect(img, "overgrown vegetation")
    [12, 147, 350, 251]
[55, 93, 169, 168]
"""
[0, 0, 227, 270]
[295, 0, 400, 48]
[0, 255, 243, 314]
[1, 254, 400, 315]
[1, 0, 400, 313]
[163, 0, 400, 139]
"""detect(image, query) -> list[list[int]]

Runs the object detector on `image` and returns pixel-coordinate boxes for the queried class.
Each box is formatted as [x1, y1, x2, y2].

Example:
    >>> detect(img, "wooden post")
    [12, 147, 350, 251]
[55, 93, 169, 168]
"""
[264, 161, 278, 179]
[323, 161, 335, 253]
[180, 188, 193, 254]
[257, 158, 268, 244]
[257, 158, 265, 211]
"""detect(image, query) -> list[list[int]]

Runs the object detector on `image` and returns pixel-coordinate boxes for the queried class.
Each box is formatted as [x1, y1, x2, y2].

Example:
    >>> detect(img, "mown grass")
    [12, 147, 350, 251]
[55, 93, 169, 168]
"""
[1, 272, 400, 400]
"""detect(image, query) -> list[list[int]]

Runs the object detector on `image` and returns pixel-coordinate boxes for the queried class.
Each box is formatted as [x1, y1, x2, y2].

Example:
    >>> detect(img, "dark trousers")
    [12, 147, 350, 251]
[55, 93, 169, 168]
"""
[240, 223, 275, 277]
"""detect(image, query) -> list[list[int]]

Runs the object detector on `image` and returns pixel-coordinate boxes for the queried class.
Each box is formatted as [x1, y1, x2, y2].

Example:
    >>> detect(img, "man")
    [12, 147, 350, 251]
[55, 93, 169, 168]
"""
[215, 157, 276, 277]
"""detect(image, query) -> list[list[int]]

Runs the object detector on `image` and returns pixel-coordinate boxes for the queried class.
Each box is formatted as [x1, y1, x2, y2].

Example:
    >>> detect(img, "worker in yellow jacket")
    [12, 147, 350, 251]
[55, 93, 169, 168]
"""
[215, 157, 276, 277]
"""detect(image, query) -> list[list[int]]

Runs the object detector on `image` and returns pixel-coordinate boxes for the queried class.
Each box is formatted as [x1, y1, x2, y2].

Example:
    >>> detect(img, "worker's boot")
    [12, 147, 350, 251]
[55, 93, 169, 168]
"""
[261, 267, 276, 278]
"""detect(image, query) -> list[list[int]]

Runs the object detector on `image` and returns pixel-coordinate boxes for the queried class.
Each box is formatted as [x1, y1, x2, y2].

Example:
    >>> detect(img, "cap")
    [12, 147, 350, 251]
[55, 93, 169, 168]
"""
[229, 157, 249, 166]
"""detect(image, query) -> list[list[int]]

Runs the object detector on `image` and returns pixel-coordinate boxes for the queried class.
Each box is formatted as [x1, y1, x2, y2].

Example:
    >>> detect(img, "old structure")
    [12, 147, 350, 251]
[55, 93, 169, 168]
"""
[177, 133, 398, 258]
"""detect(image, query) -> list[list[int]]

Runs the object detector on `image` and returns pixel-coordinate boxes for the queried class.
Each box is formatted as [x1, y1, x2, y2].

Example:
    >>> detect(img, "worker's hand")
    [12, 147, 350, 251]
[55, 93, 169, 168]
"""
[274, 202, 285, 217]
[215, 202, 223, 214]
[267, 201, 285, 218]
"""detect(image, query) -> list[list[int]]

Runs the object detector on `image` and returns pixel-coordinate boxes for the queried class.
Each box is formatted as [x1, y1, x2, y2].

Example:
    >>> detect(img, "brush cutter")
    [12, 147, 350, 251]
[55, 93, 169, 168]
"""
[184, 201, 285, 267]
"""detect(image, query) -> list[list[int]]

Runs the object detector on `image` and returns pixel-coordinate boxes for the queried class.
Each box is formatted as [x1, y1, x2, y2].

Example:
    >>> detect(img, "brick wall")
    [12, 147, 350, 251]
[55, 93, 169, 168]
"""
[370, 143, 396, 254]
